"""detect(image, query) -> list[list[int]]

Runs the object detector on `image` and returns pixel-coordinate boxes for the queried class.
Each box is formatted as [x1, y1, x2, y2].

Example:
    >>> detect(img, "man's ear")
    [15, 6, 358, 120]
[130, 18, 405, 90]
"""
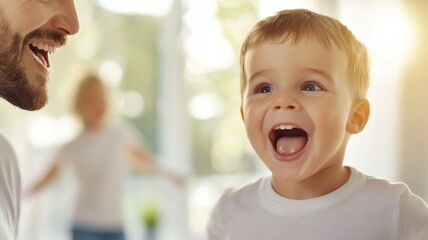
[346, 99, 370, 134]
[240, 107, 245, 123]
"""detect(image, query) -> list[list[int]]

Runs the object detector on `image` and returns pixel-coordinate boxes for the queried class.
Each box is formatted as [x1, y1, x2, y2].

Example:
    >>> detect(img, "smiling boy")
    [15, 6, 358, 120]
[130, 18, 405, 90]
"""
[0, 0, 79, 238]
[207, 9, 428, 240]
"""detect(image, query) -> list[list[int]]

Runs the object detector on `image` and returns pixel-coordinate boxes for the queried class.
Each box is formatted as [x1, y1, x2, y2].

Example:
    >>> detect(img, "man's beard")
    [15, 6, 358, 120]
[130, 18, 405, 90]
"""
[0, 11, 48, 110]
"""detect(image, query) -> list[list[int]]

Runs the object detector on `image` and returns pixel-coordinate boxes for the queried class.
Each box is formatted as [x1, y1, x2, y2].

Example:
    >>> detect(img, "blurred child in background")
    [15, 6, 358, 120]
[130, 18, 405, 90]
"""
[28, 72, 182, 240]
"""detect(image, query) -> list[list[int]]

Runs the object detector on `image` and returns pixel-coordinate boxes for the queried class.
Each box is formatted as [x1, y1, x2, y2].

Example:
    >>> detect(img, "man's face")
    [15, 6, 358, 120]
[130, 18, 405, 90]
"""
[0, 0, 79, 110]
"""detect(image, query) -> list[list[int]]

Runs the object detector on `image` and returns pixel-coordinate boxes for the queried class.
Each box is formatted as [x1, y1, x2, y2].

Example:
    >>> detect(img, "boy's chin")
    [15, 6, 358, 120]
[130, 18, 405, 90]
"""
[271, 168, 311, 182]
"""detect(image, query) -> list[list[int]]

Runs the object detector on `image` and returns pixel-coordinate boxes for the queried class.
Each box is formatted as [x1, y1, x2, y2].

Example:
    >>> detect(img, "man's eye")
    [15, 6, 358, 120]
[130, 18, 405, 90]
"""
[302, 83, 322, 91]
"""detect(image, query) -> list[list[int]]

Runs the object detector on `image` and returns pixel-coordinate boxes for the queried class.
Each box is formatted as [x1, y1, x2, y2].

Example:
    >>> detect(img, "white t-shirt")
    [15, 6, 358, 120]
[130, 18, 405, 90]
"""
[59, 123, 137, 230]
[207, 167, 428, 240]
[0, 134, 21, 239]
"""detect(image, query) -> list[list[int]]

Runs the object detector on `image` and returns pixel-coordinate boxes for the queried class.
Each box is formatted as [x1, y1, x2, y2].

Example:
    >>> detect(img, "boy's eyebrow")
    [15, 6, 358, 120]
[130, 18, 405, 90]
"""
[248, 68, 335, 83]
[247, 69, 272, 83]
[305, 68, 334, 82]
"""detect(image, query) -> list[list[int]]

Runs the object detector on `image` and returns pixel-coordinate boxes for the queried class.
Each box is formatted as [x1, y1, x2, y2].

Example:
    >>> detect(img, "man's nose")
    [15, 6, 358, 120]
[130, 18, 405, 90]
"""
[50, 0, 80, 35]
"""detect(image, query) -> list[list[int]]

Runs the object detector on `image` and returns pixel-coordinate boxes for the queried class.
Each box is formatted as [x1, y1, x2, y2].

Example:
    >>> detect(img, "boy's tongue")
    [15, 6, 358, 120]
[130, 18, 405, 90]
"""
[276, 136, 306, 155]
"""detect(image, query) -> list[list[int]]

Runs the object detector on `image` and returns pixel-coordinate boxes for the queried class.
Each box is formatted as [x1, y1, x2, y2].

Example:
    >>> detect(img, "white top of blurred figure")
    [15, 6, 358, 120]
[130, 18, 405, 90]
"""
[59, 122, 138, 229]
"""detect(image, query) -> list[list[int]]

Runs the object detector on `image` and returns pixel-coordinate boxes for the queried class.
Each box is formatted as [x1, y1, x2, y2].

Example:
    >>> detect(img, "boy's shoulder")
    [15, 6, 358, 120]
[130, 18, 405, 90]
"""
[354, 168, 415, 198]
[223, 176, 266, 196]
[215, 176, 268, 210]
[357, 169, 428, 237]
[352, 167, 428, 229]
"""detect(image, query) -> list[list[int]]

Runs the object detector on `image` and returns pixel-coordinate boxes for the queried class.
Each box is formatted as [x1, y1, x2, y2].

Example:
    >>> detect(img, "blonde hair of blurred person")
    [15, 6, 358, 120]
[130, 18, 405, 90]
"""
[28, 73, 181, 240]
[0, 0, 79, 238]
[73, 73, 111, 130]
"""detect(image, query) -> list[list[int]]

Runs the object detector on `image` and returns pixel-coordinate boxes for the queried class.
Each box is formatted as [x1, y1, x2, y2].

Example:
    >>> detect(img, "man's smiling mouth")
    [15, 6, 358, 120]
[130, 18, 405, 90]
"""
[269, 124, 308, 156]
[28, 41, 57, 68]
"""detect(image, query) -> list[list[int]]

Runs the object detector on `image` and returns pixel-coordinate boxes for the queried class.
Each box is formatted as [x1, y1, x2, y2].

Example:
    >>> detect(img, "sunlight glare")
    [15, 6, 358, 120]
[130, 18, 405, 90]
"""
[98, 59, 124, 87]
[184, 0, 236, 74]
[120, 90, 145, 118]
[96, 0, 173, 16]
[371, 6, 416, 66]
[188, 93, 223, 120]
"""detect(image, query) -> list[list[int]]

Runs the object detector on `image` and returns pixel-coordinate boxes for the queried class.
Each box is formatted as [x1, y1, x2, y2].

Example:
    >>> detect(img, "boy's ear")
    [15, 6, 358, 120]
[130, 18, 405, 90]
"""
[346, 99, 370, 134]
[240, 107, 245, 123]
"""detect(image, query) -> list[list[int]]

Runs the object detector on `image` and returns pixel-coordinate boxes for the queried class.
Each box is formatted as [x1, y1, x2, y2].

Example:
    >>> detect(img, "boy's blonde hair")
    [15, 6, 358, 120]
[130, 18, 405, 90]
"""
[240, 9, 369, 100]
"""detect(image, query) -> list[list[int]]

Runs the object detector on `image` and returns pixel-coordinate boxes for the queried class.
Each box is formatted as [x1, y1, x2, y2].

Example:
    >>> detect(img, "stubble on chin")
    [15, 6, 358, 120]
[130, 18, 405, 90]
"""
[0, 11, 48, 111]
[13, 73, 48, 111]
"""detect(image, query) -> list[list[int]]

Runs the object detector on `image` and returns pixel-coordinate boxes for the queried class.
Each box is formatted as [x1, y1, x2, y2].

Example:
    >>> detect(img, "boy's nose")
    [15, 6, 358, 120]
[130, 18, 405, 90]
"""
[272, 92, 301, 111]
[50, 0, 80, 35]
[274, 104, 297, 110]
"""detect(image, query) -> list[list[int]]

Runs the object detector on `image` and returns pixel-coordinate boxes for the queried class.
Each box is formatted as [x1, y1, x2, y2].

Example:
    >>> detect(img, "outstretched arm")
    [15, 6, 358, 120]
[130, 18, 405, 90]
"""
[129, 144, 185, 186]
[27, 161, 61, 196]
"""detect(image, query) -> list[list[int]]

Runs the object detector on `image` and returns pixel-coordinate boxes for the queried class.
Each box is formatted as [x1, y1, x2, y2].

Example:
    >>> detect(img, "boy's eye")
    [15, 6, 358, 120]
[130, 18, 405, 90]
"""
[256, 85, 272, 93]
[301, 82, 322, 91]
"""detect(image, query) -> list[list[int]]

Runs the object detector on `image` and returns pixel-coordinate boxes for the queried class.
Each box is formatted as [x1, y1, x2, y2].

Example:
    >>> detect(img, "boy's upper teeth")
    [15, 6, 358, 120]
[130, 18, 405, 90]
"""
[275, 125, 297, 130]
[29, 41, 57, 54]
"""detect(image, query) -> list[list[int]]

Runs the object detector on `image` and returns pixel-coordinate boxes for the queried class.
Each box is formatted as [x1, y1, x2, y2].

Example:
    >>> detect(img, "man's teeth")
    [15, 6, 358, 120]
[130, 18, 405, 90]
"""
[275, 125, 297, 130]
[29, 41, 57, 54]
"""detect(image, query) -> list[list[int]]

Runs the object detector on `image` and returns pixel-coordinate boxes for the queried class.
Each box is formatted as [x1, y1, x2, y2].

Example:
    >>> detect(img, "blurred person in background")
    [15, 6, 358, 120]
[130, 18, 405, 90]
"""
[0, 0, 79, 238]
[27, 72, 183, 240]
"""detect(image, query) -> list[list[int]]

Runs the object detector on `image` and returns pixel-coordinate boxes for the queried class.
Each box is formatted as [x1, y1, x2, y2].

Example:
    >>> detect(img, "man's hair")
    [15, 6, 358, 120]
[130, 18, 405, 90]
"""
[240, 9, 369, 100]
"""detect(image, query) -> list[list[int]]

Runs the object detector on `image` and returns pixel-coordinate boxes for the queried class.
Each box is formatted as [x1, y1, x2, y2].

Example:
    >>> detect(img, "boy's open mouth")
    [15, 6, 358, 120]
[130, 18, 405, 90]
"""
[269, 124, 308, 156]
